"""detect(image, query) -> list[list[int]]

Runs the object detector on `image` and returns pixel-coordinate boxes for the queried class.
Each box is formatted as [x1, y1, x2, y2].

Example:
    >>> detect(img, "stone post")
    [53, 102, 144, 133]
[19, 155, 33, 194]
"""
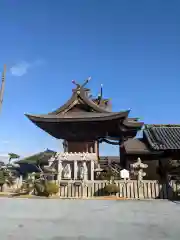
[91, 160, 94, 181]
[131, 157, 148, 198]
[74, 160, 78, 180]
[57, 159, 62, 182]
[83, 161, 88, 181]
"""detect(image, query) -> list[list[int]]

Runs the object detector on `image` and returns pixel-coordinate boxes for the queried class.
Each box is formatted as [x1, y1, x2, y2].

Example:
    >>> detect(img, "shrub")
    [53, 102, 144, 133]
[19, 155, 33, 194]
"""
[104, 183, 119, 195]
[44, 182, 59, 196]
[0, 170, 6, 186]
[34, 181, 59, 197]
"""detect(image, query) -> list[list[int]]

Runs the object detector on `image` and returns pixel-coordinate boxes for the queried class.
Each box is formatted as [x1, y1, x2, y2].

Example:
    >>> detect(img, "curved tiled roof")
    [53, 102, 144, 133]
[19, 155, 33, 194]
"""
[25, 81, 143, 140]
[49, 87, 109, 114]
[144, 125, 180, 150]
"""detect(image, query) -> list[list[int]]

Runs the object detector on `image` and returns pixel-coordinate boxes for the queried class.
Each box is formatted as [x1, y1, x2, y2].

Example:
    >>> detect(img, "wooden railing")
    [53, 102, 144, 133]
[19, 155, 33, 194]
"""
[57, 180, 180, 199]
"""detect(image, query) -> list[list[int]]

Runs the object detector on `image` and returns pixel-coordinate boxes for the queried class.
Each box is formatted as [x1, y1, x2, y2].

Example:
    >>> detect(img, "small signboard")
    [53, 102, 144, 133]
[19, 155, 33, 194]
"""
[120, 169, 130, 180]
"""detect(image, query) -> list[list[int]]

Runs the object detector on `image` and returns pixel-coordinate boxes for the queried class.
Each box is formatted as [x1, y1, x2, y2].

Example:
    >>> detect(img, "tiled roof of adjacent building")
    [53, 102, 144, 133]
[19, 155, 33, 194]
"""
[143, 124, 180, 150]
[16, 149, 56, 165]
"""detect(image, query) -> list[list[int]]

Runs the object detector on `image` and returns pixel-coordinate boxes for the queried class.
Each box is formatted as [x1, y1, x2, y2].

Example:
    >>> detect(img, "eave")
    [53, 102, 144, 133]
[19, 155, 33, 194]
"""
[123, 138, 164, 156]
[25, 111, 131, 140]
[25, 111, 130, 123]
[123, 118, 144, 128]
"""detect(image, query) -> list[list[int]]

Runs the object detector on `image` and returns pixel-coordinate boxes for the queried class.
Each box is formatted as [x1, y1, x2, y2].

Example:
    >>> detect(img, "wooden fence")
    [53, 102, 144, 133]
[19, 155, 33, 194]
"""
[57, 180, 180, 199]
[4, 180, 180, 199]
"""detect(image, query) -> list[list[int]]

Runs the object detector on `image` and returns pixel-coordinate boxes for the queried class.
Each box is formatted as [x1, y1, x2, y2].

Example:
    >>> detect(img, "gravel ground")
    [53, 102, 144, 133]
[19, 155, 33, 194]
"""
[0, 198, 180, 240]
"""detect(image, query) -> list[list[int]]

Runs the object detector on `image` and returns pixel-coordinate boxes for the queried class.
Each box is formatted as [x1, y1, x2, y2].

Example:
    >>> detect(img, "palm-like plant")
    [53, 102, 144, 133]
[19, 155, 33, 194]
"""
[8, 153, 20, 164]
[0, 166, 18, 191]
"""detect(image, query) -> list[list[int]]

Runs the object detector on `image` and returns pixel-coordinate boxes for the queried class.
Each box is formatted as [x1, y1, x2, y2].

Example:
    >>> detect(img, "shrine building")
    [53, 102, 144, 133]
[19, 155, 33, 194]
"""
[25, 78, 180, 180]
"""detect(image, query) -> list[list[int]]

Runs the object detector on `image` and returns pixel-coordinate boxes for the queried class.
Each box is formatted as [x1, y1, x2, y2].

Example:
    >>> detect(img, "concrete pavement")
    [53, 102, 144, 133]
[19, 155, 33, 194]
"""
[0, 198, 180, 240]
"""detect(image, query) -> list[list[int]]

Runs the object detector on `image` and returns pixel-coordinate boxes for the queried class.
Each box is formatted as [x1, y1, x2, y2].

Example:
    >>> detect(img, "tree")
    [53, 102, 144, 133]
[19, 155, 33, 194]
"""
[167, 160, 180, 180]
[0, 168, 6, 192]
[0, 166, 16, 192]
[158, 159, 180, 181]
[8, 153, 20, 163]
[96, 167, 119, 181]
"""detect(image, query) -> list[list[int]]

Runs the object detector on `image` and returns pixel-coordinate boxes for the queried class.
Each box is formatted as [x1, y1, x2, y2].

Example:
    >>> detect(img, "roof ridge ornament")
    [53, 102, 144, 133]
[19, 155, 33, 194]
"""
[72, 77, 92, 92]
[97, 83, 103, 104]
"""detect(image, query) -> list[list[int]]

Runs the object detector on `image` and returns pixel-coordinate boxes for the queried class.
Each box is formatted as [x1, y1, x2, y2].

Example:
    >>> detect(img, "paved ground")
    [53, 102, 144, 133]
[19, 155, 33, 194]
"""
[0, 198, 180, 240]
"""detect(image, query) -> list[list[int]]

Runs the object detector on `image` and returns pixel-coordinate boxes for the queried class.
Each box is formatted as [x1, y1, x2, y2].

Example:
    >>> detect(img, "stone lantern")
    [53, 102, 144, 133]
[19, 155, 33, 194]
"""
[131, 157, 148, 181]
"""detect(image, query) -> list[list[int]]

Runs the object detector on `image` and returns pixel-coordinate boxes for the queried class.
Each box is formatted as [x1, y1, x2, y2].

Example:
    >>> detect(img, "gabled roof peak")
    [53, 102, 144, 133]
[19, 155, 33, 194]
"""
[48, 77, 111, 114]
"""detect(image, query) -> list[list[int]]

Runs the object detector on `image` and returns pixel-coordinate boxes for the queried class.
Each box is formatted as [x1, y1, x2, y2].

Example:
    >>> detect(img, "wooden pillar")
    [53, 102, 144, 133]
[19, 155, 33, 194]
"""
[119, 139, 121, 164]
[95, 141, 98, 154]
[63, 140, 68, 152]
[90, 145, 93, 153]
[94, 140, 99, 161]
[86, 143, 88, 152]
[119, 135, 126, 169]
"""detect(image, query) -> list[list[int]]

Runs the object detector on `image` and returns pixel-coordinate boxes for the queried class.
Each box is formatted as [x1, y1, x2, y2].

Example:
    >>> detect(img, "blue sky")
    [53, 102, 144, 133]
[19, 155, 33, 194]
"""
[0, 0, 180, 160]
